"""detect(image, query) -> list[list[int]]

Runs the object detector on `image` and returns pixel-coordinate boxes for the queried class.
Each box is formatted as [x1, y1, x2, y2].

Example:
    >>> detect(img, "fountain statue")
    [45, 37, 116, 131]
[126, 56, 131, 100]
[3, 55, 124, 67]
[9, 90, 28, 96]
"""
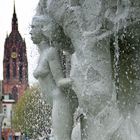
[30, 6, 78, 140]
[31, 0, 140, 140]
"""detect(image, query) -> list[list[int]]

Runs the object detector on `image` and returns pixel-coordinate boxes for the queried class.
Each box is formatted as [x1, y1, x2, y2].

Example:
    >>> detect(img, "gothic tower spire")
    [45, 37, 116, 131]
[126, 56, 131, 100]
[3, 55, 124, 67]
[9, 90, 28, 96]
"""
[14, 0, 16, 13]
[12, 1, 18, 31]
[3, 1, 28, 102]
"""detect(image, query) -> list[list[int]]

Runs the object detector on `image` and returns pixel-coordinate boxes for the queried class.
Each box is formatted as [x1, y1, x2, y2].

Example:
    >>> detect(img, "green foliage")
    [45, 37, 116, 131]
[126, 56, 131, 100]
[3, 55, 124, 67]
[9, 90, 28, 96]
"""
[12, 84, 52, 138]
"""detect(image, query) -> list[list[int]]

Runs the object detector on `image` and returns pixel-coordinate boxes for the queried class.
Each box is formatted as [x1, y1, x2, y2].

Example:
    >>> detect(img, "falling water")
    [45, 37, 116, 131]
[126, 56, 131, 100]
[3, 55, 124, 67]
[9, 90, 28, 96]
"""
[113, 23, 120, 100]
[113, 0, 122, 99]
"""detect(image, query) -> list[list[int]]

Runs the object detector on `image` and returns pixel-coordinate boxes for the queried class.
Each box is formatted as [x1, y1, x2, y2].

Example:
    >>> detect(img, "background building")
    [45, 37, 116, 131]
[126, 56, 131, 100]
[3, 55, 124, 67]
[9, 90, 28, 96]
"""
[2, 4, 28, 140]
[2, 4, 28, 102]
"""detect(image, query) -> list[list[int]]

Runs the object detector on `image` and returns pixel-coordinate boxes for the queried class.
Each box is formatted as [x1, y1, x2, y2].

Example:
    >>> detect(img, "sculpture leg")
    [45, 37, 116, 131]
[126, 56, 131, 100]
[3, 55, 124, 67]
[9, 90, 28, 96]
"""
[80, 114, 106, 140]
[80, 115, 101, 140]
[71, 32, 114, 140]
[52, 89, 77, 140]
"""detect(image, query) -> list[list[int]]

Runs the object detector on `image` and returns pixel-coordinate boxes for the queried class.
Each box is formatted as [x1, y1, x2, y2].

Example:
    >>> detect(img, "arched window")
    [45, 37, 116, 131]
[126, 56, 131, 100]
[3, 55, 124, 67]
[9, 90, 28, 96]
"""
[19, 65, 23, 81]
[6, 64, 10, 80]
[13, 60, 16, 78]
[19, 48, 23, 62]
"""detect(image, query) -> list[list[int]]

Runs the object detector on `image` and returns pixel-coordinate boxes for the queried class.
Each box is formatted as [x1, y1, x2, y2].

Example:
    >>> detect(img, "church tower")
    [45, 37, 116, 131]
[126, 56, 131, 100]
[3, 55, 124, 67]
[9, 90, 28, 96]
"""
[2, 4, 28, 102]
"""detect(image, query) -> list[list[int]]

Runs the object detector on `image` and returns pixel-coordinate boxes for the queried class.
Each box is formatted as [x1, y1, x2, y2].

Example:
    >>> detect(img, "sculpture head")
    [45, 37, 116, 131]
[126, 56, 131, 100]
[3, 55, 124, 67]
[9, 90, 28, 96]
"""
[41, 16, 61, 42]
[30, 16, 44, 44]
[40, 15, 73, 52]
[30, 14, 61, 44]
[30, 15, 50, 45]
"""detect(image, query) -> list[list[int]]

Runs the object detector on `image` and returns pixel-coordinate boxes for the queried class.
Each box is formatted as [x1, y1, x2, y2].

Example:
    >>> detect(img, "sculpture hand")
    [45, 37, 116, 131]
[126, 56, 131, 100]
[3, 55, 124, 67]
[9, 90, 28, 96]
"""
[58, 78, 73, 88]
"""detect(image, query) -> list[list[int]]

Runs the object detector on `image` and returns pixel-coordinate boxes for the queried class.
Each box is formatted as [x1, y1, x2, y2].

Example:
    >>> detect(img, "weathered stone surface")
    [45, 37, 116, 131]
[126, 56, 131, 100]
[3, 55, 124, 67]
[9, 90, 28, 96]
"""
[32, 0, 140, 140]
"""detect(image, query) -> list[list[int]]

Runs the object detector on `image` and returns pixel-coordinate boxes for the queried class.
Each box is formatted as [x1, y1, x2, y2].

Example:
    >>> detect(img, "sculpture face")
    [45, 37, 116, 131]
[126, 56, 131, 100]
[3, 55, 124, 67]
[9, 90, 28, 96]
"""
[30, 18, 44, 44]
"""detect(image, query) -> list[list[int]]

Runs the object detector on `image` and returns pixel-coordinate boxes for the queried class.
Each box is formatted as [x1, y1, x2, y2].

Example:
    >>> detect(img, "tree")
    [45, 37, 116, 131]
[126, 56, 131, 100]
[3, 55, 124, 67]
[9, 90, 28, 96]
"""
[12, 84, 52, 139]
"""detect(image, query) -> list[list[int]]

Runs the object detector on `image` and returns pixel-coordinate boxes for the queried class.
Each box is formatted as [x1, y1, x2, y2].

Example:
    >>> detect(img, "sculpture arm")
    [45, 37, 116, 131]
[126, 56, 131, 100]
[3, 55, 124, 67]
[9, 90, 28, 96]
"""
[48, 47, 64, 86]
[58, 78, 73, 88]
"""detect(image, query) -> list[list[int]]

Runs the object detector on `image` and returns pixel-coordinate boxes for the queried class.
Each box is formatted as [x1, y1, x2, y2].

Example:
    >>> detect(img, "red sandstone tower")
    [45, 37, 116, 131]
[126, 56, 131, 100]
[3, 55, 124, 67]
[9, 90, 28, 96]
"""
[2, 5, 28, 102]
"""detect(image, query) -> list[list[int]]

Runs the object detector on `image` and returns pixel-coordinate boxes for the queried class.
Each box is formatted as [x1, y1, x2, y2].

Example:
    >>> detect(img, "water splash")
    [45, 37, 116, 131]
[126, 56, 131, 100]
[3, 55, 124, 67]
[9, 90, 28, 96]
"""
[113, 22, 120, 99]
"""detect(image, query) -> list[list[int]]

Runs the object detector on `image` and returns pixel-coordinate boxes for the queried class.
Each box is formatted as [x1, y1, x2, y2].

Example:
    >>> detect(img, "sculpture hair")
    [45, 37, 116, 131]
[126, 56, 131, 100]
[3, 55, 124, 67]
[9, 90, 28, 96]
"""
[36, 0, 48, 15]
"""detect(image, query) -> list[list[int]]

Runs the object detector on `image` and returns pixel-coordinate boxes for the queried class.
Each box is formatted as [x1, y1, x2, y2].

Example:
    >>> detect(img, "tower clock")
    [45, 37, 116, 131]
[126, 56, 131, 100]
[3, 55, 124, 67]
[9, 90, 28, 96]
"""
[11, 52, 17, 59]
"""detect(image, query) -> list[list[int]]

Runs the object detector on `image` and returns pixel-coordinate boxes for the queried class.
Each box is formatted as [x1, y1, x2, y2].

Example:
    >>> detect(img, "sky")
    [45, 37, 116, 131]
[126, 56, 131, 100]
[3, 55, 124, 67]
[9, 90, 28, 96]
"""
[0, 0, 40, 84]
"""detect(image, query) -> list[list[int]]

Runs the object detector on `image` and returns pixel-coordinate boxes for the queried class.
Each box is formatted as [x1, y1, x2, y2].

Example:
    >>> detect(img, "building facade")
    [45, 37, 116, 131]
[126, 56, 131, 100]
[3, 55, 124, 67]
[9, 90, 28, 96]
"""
[2, 4, 28, 140]
[2, 4, 28, 102]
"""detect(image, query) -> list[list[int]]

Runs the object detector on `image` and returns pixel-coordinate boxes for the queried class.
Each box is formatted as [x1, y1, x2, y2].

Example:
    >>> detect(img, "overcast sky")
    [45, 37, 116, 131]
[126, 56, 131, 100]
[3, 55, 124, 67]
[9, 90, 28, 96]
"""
[0, 0, 40, 84]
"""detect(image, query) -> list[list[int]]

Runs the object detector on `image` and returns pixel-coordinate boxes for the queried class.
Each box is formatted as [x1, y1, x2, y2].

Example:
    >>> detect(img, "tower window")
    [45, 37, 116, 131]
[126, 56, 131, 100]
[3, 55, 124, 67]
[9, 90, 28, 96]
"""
[6, 64, 10, 80]
[13, 61, 16, 78]
[19, 65, 23, 81]
[19, 49, 23, 62]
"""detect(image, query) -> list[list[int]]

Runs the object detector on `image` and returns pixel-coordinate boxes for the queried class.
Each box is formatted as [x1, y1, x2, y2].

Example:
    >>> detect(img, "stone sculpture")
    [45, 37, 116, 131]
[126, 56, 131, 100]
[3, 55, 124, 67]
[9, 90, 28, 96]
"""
[31, 0, 140, 140]
[30, 12, 78, 140]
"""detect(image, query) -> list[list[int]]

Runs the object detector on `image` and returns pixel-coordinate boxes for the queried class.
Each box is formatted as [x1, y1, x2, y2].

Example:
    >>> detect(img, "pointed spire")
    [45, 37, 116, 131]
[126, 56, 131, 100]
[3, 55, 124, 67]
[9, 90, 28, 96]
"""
[13, 0, 16, 14]
[13, 0, 17, 21]
[12, 0, 18, 31]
